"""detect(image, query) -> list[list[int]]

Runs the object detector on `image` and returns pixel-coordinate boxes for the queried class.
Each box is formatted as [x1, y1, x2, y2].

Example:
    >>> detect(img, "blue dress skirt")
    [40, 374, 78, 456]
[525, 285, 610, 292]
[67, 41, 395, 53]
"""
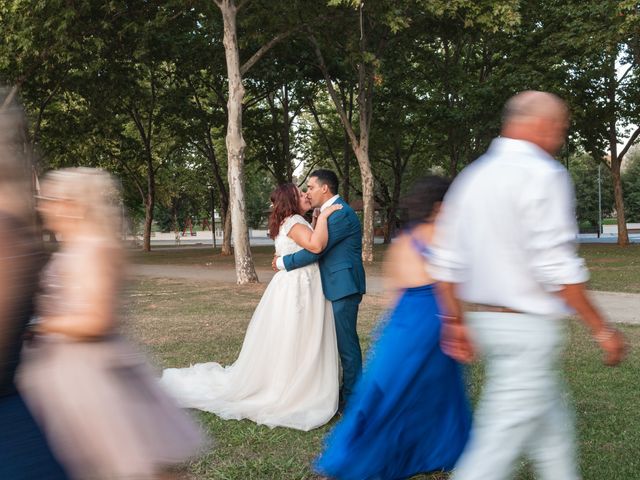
[315, 284, 471, 480]
[0, 393, 68, 479]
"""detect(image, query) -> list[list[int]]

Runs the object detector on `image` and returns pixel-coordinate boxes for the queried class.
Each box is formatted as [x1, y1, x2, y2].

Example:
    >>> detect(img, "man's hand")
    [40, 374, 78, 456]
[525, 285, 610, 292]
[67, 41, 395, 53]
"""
[594, 327, 626, 366]
[440, 317, 475, 364]
[272, 255, 279, 272]
[557, 283, 626, 367]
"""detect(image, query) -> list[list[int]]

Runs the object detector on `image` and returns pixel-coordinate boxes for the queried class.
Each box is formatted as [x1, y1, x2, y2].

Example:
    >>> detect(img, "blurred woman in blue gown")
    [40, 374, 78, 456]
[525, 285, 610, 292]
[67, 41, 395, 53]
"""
[315, 175, 471, 480]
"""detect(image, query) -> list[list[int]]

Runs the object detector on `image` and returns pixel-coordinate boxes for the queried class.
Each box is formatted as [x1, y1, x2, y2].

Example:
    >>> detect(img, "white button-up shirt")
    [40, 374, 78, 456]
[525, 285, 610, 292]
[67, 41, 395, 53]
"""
[430, 137, 589, 316]
[320, 194, 340, 212]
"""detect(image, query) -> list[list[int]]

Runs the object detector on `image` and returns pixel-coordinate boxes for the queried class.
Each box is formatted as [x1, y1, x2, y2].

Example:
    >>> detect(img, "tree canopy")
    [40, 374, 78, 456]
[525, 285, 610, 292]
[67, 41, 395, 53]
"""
[2, 0, 638, 273]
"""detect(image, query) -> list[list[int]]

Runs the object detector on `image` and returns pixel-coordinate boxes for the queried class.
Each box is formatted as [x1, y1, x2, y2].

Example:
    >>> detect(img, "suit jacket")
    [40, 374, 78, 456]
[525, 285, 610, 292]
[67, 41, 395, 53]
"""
[283, 197, 366, 302]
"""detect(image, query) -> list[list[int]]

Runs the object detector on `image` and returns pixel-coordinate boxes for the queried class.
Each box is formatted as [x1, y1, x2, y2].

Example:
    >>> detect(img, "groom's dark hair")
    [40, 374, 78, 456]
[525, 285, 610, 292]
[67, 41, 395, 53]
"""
[310, 169, 339, 195]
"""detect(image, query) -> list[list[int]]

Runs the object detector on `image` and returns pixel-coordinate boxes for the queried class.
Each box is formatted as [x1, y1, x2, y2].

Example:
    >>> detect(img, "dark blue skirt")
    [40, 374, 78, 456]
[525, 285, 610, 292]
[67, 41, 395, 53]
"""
[0, 393, 68, 479]
[316, 284, 471, 480]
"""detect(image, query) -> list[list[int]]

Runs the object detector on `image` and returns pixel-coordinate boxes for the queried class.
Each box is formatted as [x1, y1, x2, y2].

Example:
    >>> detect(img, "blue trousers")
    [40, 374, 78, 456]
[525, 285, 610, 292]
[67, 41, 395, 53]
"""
[332, 293, 363, 403]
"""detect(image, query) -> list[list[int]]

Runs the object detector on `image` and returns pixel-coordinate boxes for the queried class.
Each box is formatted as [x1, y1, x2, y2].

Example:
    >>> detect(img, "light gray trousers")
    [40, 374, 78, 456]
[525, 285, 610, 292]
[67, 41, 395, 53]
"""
[452, 312, 580, 480]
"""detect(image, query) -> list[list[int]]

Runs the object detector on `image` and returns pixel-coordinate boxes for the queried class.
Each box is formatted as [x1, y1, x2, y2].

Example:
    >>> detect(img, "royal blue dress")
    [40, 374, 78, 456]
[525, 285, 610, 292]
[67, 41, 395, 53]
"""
[315, 271, 471, 479]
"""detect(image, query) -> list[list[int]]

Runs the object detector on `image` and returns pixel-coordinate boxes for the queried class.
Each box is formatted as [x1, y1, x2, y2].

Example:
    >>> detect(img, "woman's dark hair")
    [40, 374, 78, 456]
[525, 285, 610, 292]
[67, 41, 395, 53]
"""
[268, 183, 300, 239]
[310, 169, 339, 195]
[401, 175, 451, 224]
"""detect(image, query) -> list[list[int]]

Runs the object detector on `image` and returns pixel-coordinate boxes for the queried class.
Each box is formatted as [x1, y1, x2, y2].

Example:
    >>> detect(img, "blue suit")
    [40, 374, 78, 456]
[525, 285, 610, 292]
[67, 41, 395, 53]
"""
[283, 197, 366, 402]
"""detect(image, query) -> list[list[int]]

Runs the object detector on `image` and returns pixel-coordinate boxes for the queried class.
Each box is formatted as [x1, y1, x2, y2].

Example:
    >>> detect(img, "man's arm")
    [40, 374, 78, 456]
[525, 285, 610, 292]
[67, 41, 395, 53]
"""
[524, 170, 625, 366]
[557, 283, 625, 366]
[280, 210, 354, 271]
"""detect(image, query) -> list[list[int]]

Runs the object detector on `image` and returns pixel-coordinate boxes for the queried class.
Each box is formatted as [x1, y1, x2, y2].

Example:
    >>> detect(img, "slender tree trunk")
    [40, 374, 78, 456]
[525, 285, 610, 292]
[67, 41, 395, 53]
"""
[340, 85, 354, 202]
[219, 1, 258, 283]
[384, 170, 402, 243]
[282, 84, 293, 182]
[611, 155, 629, 245]
[607, 58, 630, 246]
[222, 206, 232, 255]
[308, 30, 376, 263]
[356, 35, 375, 263]
[143, 185, 154, 252]
[383, 209, 392, 244]
[206, 142, 232, 255]
[356, 145, 375, 262]
[342, 135, 351, 201]
[449, 141, 459, 177]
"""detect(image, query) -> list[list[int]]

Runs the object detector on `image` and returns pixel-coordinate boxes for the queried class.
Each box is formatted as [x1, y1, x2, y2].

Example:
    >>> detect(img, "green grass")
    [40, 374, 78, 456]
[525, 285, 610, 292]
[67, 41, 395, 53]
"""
[123, 277, 640, 479]
[129, 244, 640, 293]
[578, 244, 640, 293]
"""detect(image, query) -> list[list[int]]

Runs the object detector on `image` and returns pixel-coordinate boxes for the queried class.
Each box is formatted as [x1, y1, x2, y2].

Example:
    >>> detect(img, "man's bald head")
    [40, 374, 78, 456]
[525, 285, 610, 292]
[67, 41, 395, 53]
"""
[501, 91, 569, 155]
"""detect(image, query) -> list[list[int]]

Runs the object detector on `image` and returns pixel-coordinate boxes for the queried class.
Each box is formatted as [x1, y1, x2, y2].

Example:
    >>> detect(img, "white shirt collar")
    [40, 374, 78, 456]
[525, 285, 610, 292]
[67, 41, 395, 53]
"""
[490, 137, 554, 161]
[320, 194, 340, 212]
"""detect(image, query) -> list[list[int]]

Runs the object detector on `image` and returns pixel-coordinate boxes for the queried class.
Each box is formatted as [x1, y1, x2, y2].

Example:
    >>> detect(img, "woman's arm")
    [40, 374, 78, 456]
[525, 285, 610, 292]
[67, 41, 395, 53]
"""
[38, 246, 121, 340]
[288, 205, 342, 254]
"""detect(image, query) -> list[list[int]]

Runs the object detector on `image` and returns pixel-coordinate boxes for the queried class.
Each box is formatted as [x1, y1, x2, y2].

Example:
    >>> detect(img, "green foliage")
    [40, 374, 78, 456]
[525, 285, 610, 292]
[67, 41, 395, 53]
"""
[569, 154, 614, 229]
[245, 163, 276, 229]
[623, 150, 640, 222]
[3, 0, 640, 245]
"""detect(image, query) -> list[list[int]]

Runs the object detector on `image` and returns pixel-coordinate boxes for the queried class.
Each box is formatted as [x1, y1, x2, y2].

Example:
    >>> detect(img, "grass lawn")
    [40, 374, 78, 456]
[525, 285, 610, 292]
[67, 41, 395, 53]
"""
[123, 277, 640, 480]
[129, 243, 640, 293]
[577, 244, 640, 293]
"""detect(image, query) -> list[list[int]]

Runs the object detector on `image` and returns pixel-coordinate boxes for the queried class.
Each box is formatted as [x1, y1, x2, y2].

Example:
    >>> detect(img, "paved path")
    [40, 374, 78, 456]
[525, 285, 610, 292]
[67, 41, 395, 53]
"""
[129, 264, 639, 325]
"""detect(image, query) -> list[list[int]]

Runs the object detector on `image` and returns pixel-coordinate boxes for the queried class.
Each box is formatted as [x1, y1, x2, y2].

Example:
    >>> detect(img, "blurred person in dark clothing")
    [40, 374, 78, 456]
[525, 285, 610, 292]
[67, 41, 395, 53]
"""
[0, 90, 69, 479]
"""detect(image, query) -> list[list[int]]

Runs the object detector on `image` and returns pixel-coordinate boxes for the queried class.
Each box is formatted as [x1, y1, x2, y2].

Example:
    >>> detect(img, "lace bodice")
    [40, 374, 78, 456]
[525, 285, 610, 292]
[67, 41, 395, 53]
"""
[274, 214, 312, 257]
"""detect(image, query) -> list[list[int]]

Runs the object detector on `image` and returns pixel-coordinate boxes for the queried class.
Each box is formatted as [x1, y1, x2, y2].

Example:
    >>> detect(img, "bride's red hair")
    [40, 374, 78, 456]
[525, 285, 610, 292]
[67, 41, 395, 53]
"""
[268, 183, 300, 239]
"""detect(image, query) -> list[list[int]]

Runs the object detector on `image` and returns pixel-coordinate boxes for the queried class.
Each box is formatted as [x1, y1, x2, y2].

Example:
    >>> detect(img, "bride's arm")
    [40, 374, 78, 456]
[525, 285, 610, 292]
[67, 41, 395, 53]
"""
[287, 205, 342, 254]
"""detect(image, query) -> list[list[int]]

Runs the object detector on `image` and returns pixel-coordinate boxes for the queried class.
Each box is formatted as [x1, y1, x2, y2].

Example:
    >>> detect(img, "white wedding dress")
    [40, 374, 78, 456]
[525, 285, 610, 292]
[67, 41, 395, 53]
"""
[161, 215, 339, 431]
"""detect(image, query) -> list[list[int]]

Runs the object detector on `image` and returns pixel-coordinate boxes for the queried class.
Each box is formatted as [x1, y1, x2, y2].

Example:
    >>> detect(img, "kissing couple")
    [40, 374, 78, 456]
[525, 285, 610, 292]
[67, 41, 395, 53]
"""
[161, 169, 366, 431]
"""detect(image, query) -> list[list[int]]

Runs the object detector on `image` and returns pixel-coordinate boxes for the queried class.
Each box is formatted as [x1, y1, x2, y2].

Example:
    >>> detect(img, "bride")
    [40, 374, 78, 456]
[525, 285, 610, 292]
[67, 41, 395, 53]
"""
[161, 183, 342, 431]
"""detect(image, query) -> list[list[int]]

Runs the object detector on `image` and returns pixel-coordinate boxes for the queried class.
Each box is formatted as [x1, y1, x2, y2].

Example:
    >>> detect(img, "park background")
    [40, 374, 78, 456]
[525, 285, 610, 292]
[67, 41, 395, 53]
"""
[3, 1, 640, 478]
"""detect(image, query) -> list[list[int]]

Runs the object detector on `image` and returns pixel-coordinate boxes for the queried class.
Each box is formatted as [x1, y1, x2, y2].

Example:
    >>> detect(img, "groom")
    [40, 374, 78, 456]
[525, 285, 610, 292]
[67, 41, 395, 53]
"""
[273, 169, 366, 408]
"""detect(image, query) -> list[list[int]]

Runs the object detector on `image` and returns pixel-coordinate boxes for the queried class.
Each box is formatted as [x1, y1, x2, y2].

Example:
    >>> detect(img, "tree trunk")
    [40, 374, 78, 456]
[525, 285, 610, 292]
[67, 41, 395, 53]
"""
[282, 84, 293, 182]
[356, 146, 375, 262]
[222, 206, 232, 255]
[384, 170, 402, 243]
[611, 157, 629, 246]
[143, 190, 154, 252]
[142, 152, 155, 252]
[341, 85, 354, 202]
[607, 62, 630, 247]
[342, 135, 351, 202]
[308, 23, 376, 262]
[357, 91, 374, 261]
[383, 208, 393, 244]
[219, 1, 258, 283]
[207, 142, 232, 256]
